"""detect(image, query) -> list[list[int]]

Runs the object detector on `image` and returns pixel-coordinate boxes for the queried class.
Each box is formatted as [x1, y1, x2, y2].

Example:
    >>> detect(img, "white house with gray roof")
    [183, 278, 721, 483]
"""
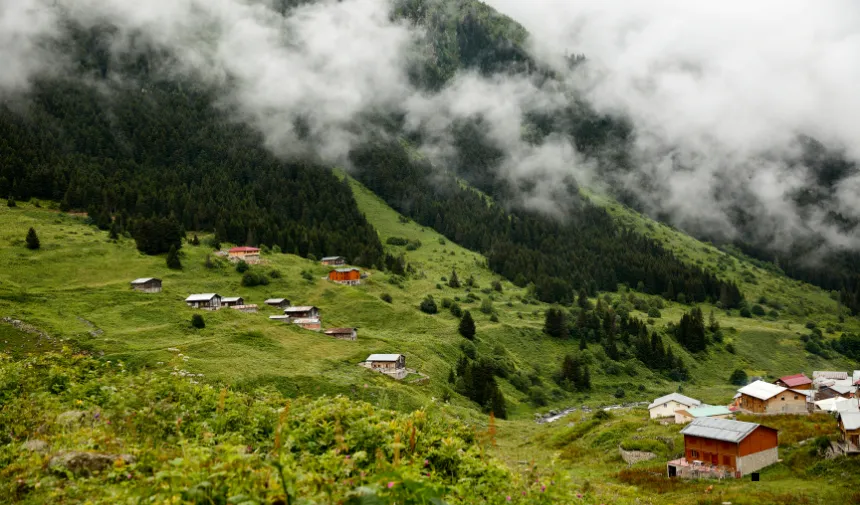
[648, 393, 702, 419]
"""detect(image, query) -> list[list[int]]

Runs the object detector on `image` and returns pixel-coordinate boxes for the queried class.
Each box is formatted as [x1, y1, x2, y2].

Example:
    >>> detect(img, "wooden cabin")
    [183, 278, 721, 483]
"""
[321, 256, 346, 266]
[283, 306, 320, 319]
[227, 246, 261, 264]
[292, 318, 321, 331]
[130, 278, 162, 293]
[365, 354, 405, 371]
[838, 412, 860, 451]
[185, 293, 222, 310]
[328, 268, 361, 286]
[221, 296, 245, 308]
[667, 418, 778, 479]
[648, 393, 702, 419]
[264, 298, 291, 309]
[774, 373, 812, 390]
[268, 315, 290, 322]
[324, 327, 357, 341]
[737, 380, 807, 414]
[817, 384, 855, 401]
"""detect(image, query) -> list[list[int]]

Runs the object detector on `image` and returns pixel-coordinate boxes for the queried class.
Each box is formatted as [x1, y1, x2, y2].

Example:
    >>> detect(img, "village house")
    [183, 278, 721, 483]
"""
[774, 373, 812, 390]
[221, 296, 245, 308]
[268, 315, 290, 322]
[667, 418, 779, 479]
[737, 380, 808, 415]
[837, 411, 860, 454]
[324, 327, 357, 341]
[361, 353, 407, 380]
[292, 318, 321, 331]
[321, 256, 346, 266]
[817, 384, 856, 401]
[648, 393, 702, 419]
[283, 306, 320, 319]
[264, 298, 291, 309]
[227, 246, 261, 264]
[130, 277, 162, 293]
[814, 397, 859, 413]
[328, 268, 361, 286]
[185, 293, 222, 310]
[674, 405, 734, 425]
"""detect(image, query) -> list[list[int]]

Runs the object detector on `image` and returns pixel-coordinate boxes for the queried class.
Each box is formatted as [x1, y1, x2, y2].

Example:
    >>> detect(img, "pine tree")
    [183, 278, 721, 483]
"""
[577, 288, 591, 309]
[108, 221, 119, 240]
[543, 307, 567, 338]
[708, 309, 720, 333]
[448, 268, 461, 288]
[581, 365, 591, 390]
[6, 196, 16, 208]
[166, 244, 182, 269]
[459, 311, 476, 340]
[191, 234, 200, 246]
[25, 227, 40, 250]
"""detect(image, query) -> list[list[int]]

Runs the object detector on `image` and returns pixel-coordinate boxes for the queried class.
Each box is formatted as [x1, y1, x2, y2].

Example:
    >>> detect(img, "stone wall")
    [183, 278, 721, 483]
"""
[736, 447, 778, 475]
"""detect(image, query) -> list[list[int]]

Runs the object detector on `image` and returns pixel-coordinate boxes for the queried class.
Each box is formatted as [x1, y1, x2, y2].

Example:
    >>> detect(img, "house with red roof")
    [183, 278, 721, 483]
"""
[774, 373, 812, 390]
[228, 246, 261, 264]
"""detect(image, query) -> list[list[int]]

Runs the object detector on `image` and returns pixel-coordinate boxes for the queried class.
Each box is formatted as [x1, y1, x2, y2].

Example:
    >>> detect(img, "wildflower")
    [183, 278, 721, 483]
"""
[387, 482, 395, 489]
[106, 419, 111, 425]
[75, 400, 83, 405]
[541, 485, 546, 492]
[126, 473, 132, 480]
[576, 493, 582, 499]
[521, 491, 526, 496]
[424, 459, 429, 466]
[506, 497, 511, 502]
[113, 459, 125, 468]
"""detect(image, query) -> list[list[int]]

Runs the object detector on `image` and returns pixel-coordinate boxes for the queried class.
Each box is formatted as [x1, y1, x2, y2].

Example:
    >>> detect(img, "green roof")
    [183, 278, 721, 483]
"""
[684, 406, 733, 418]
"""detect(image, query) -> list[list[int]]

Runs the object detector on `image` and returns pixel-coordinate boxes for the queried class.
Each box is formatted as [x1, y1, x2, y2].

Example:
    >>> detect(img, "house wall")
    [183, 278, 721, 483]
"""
[327, 331, 357, 341]
[684, 435, 739, 469]
[764, 392, 808, 414]
[736, 447, 778, 476]
[650, 400, 693, 419]
[329, 270, 361, 283]
[322, 258, 345, 266]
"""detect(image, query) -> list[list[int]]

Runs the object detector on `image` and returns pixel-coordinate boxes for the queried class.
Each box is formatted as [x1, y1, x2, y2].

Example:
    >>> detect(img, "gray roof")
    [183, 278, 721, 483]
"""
[840, 412, 860, 431]
[648, 393, 702, 410]
[680, 417, 764, 443]
[185, 293, 220, 302]
[366, 353, 403, 362]
[265, 298, 288, 303]
[334, 268, 360, 272]
[292, 318, 320, 324]
[321, 256, 344, 261]
[221, 297, 243, 303]
[813, 371, 848, 380]
[131, 277, 159, 284]
[827, 384, 857, 395]
[284, 306, 318, 313]
[738, 380, 786, 401]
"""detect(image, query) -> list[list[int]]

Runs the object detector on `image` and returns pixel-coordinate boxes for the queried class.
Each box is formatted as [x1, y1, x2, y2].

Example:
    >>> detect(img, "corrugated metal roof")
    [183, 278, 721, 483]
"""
[325, 328, 355, 334]
[684, 406, 733, 418]
[131, 277, 158, 284]
[777, 373, 812, 387]
[738, 380, 785, 400]
[185, 293, 219, 302]
[813, 371, 848, 380]
[265, 298, 287, 303]
[283, 306, 318, 312]
[827, 384, 857, 395]
[221, 297, 243, 303]
[814, 397, 859, 413]
[648, 393, 702, 410]
[292, 318, 320, 324]
[334, 268, 360, 273]
[840, 412, 860, 431]
[321, 256, 344, 261]
[680, 417, 762, 443]
[366, 354, 403, 362]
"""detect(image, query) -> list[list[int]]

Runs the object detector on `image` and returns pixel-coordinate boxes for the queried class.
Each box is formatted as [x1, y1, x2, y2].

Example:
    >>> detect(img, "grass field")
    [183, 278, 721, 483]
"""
[2, 185, 860, 504]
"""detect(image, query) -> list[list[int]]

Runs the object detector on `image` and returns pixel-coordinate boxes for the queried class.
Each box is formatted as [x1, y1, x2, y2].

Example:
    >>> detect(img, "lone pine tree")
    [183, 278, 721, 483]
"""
[25, 227, 40, 250]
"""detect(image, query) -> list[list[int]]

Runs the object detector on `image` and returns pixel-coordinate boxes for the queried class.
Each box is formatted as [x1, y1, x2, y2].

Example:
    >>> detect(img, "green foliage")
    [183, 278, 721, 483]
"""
[166, 244, 182, 270]
[419, 295, 437, 314]
[7, 196, 16, 207]
[479, 297, 493, 315]
[25, 227, 40, 250]
[191, 314, 205, 329]
[133, 217, 182, 255]
[300, 270, 315, 283]
[447, 268, 460, 288]
[543, 307, 567, 338]
[751, 304, 766, 316]
[647, 307, 661, 318]
[241, 271, 270, 287]
[190, 234, 200, 246]
[558, 354, 590, 391]
[740, 307, 752, 318]
[674, 307, 707, 352]
[458, 310, 476, 339]
[236, 260, 250, 273]
[729, 368, 748, 386]
[380, 292, 393, 304]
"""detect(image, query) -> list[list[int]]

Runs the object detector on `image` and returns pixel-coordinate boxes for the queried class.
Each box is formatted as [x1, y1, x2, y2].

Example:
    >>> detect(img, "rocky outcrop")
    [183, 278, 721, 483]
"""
[619, 446, 656, 465]
[20, 439, 49, 453]
[49, 452, 135, 476]
[55, 410, 87, 426]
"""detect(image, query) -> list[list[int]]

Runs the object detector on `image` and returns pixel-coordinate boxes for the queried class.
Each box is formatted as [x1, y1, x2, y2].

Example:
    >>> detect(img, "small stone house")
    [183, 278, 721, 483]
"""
[292, 318, 321, 331]
[185, 293, 222, 310]
[228, 246, 261, 264]
[674, 405, 734, 425]
[667, 418, 778, 479]
[363, 354, 407, 380]
[328, 268, 361, 286]
[324, 327, 357, 341]
[321, 256, 346, 266]
[283, 306, 320, 319]
[648, 393, 702, 419]
[774, 373, 812, 390]
[130, 278, 162, 293]
[737, 380, 808, 414]
[264, 298, 291, 309]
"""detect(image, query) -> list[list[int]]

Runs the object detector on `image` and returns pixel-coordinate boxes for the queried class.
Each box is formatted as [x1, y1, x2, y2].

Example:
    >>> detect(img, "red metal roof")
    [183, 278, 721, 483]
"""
[777, 373, 812, 387]
[228, 246, 260, 253]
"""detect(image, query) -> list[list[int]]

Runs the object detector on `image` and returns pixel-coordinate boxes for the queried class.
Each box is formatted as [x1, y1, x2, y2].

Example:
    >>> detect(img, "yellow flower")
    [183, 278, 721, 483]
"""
[113, 458, 125, 468]
[75, 400, 84, 405]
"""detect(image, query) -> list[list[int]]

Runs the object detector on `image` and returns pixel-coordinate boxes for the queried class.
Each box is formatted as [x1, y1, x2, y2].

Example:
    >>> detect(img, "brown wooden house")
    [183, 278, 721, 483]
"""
[221, 296, 245, 307]
[838, 412, 860, 451]
[321, 256, 346, 266]
[130, 278, 162, 293]
[817, 384, 855, 401]
[737, 380, 807, 414]
[328, 268, 361, 285]
[774, 373, 812, 390]
[185, 293, 222, 310]
[283, 306, 320, 319]
[264, 298, 291, 309]
[668, 418, 778, 479]
[324, 327, 357, 341]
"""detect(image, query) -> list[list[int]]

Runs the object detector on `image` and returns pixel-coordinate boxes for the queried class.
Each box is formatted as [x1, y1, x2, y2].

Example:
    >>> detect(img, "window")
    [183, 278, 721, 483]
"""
[794, 395, 798, 400]
[781, 397, 785, 401]
[691, 450, 699, 459]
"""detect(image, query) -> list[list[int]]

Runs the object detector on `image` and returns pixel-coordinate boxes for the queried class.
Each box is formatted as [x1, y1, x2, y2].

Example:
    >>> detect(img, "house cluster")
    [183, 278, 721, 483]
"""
[654, 369, 860, 479]
[184, 293, 258, 313]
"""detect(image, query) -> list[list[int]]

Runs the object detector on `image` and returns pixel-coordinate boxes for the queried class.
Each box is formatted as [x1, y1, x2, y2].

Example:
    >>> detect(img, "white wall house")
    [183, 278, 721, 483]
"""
[649, 393, 702, 419]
